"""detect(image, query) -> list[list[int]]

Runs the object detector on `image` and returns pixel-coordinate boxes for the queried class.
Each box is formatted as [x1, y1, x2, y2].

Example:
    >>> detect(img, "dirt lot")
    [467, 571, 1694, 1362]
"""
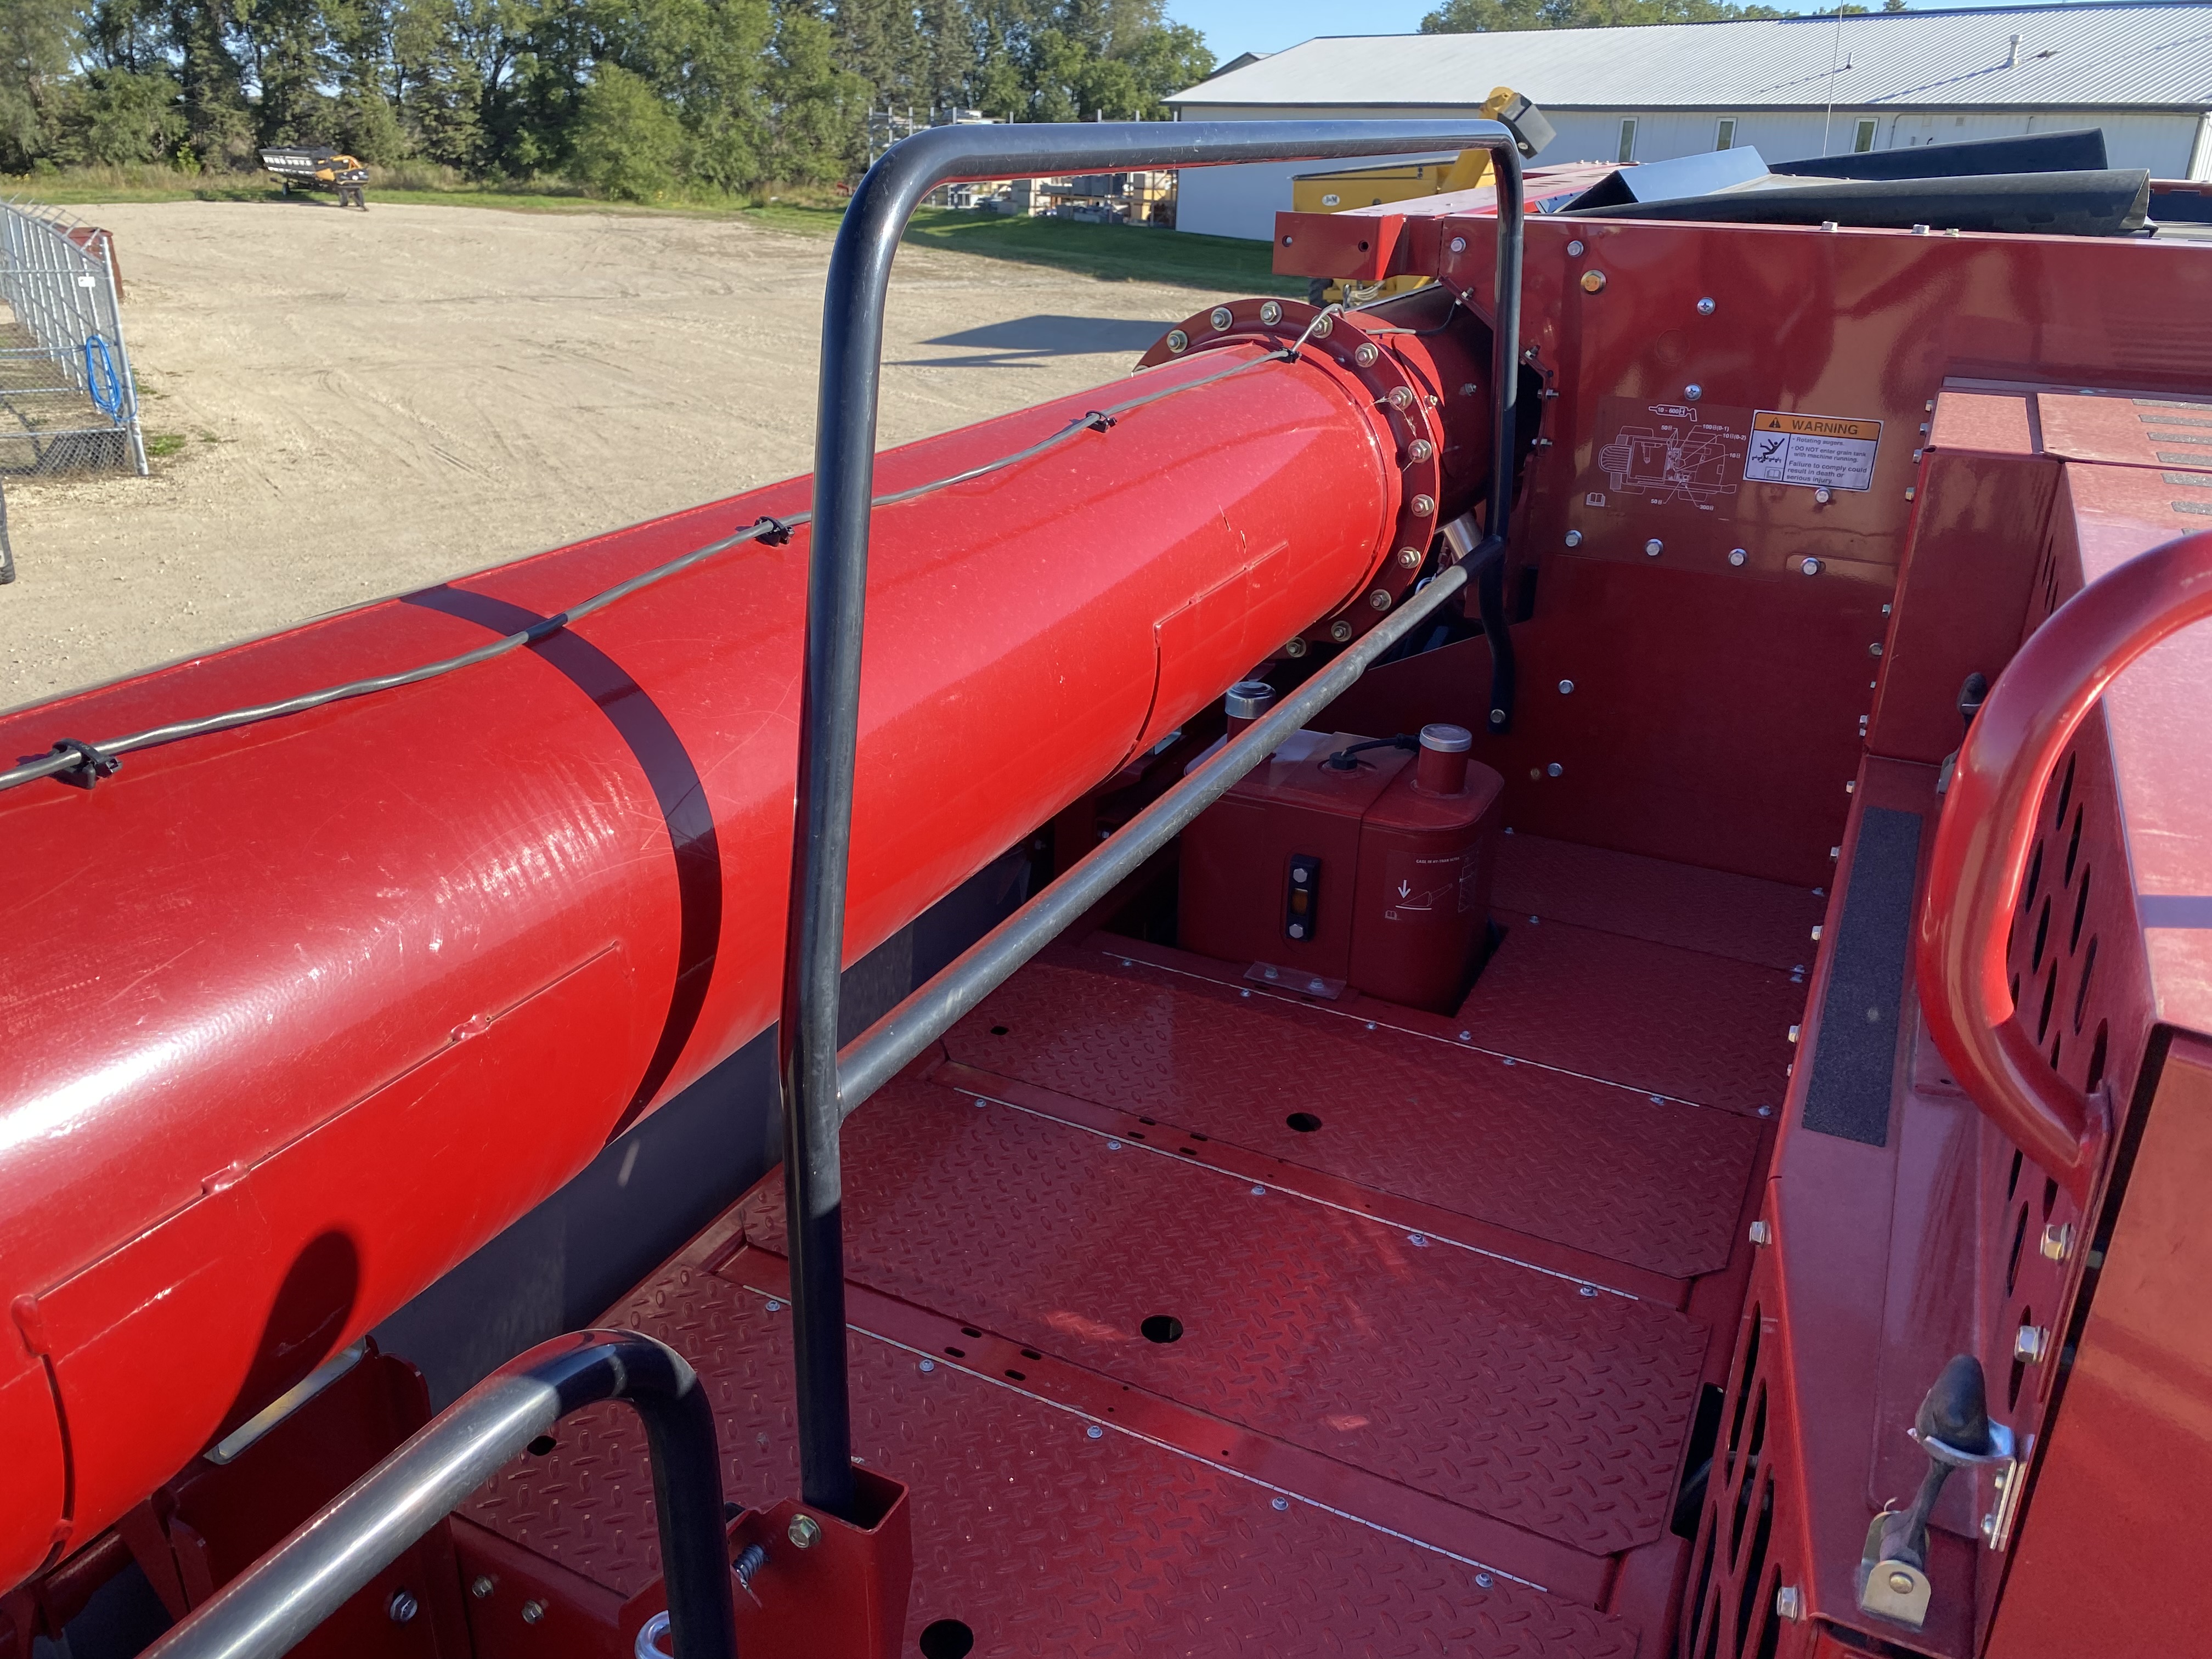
[1, 199, 1231, 708]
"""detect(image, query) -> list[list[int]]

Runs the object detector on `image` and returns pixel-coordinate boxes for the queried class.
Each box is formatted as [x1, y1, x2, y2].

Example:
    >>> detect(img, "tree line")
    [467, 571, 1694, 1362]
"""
[0, 0, 1215, 197]
[1420, 0, 1906, 31]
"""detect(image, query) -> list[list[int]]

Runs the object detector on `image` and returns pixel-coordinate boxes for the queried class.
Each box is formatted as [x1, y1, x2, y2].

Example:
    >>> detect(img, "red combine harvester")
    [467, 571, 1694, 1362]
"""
[4, 120, 2210, 1659]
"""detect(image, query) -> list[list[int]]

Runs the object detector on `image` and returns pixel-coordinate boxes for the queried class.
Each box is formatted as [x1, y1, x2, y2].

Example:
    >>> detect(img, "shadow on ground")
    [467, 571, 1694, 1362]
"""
[895, 314, 1167, 368]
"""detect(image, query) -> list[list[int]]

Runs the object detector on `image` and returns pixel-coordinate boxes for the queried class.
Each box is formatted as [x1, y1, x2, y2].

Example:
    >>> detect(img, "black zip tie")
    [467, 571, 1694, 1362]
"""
[1082, 411, 1116, 433]
[48, 739, 119, 788]
[752, 516, 794, 546]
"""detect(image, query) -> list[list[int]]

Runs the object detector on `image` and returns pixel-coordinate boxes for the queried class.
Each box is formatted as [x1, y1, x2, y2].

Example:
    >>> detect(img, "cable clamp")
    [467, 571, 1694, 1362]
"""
[752, 516, 794, 546]
[48, 738, 120, 788]
[1082, 411, 1116, 433]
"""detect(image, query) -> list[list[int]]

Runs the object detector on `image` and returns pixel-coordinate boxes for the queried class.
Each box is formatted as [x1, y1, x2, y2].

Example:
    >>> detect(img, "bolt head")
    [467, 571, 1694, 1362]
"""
[1449, 235, 1467, 253]
[1814, 487, 1833, 504]
[1566, 239, 1585, 256]
[1407, 438, 1434, 463]
[1272, 1495, 1290, 1510]
[1488, 709, 1505, 724]
[1388, 385, 1414, 409]
[788, 1514, 823, 1549]
[1311, 315, 1334, 338]
[1282, 636, 1308, 658]
[1165, 329, 1187, 354]
[1644, 538, 1663, 557]
[1579, 269, 1606, 294]
[1696, 297, 1716, 315]
[1888, 1570, 1916, 1594]
[2015, 1325, 2048, 1363]
[1396, 546, 1423, 568]
[919, 1356, 936, 1372]
[471, 1577, 495, 1600]
[388, 1590, 419, 1625]
[1476, 1571, 1495, 1588]
[1775, 1584, 1804, 1622]
[1578, 1284, 1598, 1297]
[1684, 384, 1702, 402]
[1259, 300, 1282, 325]
[1354, 342, 1379, 367]
[1459, 382, 1478, 396]
[1564, 529, 1583, 548]
[1545, 762, 1562, 777]
[1801, 557, 1824, 576]
[1558, 679, 1575, 694]
[1411, 494, 1436, 516]
[1367, 588, 1391, 611]
[1749, 1220, 1771, 1245]
[521, 1600, 546, 1625]
[1329, 619, 1353, 643]
[2040, 1222, 2072, 1261]
[1728, 548, 1747, 567]
[1209, 306, 1232, 331]
[1407, 1232, 1429, 1248]
[1086, 1424, 1104, 1439]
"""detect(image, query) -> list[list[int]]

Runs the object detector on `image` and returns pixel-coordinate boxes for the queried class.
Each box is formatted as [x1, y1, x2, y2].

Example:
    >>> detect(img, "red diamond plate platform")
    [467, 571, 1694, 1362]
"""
[1491, 833, 1826, 973]
[1458, 918, 1803, 1117]
[463, 1249, 1641, 1658]
[741, 1080, 1709, 1561]
[942, 946, 1760, 1280]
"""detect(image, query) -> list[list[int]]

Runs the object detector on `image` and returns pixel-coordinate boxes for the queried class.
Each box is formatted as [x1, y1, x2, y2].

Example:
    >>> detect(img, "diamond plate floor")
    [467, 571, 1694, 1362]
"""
[464, 1254, 1641, 1658]
[1457, 918, 1801, 1117]
[742, 1081, 1708, 1561]
[943, 947, 1760, 1280]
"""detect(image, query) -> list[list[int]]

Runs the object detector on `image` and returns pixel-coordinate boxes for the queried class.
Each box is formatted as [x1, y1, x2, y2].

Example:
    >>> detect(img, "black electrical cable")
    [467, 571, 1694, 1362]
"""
[2, 309, 1346, 797]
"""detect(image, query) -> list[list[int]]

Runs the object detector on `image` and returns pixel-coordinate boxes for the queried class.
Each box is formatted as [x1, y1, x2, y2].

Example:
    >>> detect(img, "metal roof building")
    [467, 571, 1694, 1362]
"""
[1166, 3, 2212, 238]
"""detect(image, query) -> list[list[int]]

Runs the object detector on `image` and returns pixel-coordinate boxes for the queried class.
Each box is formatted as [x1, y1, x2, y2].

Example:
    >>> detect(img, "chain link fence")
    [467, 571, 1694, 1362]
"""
[0, 198, 147, 476]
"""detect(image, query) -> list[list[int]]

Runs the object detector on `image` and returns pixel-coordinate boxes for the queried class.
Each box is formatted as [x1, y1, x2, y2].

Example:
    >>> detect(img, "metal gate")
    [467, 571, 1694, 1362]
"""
[0, 198, 148, 475]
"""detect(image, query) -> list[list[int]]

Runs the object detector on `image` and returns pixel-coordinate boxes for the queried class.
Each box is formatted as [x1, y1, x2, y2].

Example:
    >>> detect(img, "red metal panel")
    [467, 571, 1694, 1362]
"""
[2037, 389, 2212, 470]
[1458, 917, 1802, 1118]
[0, 343, 1409, 1579]
[944, 945, 1764, 1281]
[1988, 1036, 2212, 1658]
[741, 1078, 1709, 1559]
[1490, 832, 1824, 973]
[466, 1249, 1643, 1657]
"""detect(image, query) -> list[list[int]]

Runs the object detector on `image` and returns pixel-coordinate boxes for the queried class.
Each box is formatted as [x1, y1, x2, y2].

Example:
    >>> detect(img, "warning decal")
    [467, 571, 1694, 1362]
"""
[1744, 410, 1882, 492]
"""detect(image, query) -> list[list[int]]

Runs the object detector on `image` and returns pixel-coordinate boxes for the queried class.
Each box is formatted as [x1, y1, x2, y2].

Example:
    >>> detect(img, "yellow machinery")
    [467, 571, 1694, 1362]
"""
[259, 147, 371, 209]
[1291, 88, 1553, 302]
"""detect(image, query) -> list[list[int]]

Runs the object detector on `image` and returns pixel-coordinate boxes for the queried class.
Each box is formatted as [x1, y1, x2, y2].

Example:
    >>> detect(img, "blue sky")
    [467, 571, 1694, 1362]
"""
[1175, 0, 2102, 59]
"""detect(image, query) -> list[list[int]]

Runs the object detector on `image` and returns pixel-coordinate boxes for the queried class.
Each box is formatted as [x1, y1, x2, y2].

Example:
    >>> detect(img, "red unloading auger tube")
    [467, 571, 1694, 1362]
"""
[0, 281, 1495, 1585]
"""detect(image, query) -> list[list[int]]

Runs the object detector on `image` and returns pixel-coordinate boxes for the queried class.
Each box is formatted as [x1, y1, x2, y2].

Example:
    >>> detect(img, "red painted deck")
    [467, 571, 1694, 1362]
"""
[465, 836, 1808, 1656]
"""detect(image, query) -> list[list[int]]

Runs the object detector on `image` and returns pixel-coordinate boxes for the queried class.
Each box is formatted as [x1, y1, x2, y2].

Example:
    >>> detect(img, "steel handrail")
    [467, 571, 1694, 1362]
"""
[137, 1330, 737, 1659]
[1918, 530, 2212, 1202]
[781, 117, 1527, 1519]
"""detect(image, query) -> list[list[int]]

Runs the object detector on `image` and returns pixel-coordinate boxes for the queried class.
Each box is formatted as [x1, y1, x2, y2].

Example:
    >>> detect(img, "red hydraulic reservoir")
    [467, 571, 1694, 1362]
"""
[1180, 723, 1503, 1013]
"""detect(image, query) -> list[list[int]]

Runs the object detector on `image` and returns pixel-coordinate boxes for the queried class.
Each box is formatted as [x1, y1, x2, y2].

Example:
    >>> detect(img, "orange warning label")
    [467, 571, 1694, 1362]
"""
[1746, 409, 1882, 491]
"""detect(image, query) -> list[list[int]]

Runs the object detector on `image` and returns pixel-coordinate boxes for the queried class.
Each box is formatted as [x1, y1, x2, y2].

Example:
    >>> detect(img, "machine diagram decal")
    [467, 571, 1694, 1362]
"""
[1585, 398, 1750, 517]
[1743, 410, 1882, 492]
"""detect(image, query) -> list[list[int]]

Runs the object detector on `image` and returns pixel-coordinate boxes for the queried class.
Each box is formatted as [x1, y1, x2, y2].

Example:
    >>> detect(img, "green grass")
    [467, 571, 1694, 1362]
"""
[2, 165, 1293, 294]
[144, 432, 185, 458]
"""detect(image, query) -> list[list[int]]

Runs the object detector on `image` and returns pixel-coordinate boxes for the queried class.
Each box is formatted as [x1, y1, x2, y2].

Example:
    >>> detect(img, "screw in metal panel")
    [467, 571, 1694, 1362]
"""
[2015, 1325, 2049, 1364]
[1578, 1284, 1597, 1297]
[1489, 707, 1505, 724]
[522, 1601, 546, 1626]
[1558, 679, 1575, 694]
[1563, 529, 1582, 547]
[1166, 329, 1188, 354]
[1251, 1184, 1267, 1196]
[1801, 557, 1824, 575]
[1545, 762, 1562, 777]
[1868, 641, 1884, 658]
[1459, 382, 1478, 396]
[388, 1591, 419, 1625]
[1644, 538, 1663, 557]
[1282, 637, 1308, 658]
[1388, 385, 1415, 410]
[1365, 1022, 1376, 1031]
[1272, 1496, 1291, 1511]
[1449, 236, 1467, 253]
[1281, 234, 1293, 246]
[1910, 223, 1931, 235]
[1728, 548, 1747, 567]
[1811, 924, 1822, 940]
[1821, 219, 1840, 232]
[1830, 846, 1842, 860]
[1209, 307, 1233, 331]
[1354, 342, 1379, 367]
[1366, 588, 1392, 612]
[1787, 1024, 1801, 1043]
[1696, 297, 1716, 315]
[1579, 270, 1606, 293]
[1411, 494, 1436, 516]
[1259, 301, 1283, 325]
[1814, 487, 1833, 504]
[1684, 384, 1702, 402]
[1086, 1424, 1104, 1440]
[1407, 438, 1434, 462]
[1459, 1030, 1472, 1041]
[1775, 1585, 1804, 1622]
[1311, 315, 1334, 338]
[1106, 1139, 1122, 1150]
[471, 1577, 496, 1601]
[1887, 1568, 1917, 1594]
[1407, 1233, 1429, 1248]
[1329, 619, 1353, 643]
[2041, 1222, 2073, 1261]
[764, 1299, 783, 1313]
[1758, 1104, 1774, 1117]
[788, 1515, 822, 1550]
[1521, 347, 1540, 363]
[1904, 486, 1916, 501]
[1749, 1220, 1773, 1246]
[918, 1357, 936, 1372]
[1565, 239, 1585, 256]
[1396, 546, 1423, 568]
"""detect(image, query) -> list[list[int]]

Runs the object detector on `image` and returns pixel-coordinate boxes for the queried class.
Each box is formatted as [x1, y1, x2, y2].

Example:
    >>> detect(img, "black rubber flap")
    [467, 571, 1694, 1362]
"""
[1772, 128, 2107, 182]
[1564, 169, 2150, 236]
[1802, 806, 1923, 1147]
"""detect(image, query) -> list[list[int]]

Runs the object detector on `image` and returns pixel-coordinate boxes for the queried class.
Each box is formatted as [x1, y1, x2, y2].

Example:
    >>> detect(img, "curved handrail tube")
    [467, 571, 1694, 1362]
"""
[1918, 530, 2212, 1200]
[781, 118, 1527, 1516]
[139, 1331, 736, 1659]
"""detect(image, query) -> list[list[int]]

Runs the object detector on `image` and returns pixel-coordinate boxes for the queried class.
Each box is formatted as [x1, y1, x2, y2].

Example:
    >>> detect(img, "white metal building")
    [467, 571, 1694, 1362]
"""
[1165, 3, 2212, 240]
